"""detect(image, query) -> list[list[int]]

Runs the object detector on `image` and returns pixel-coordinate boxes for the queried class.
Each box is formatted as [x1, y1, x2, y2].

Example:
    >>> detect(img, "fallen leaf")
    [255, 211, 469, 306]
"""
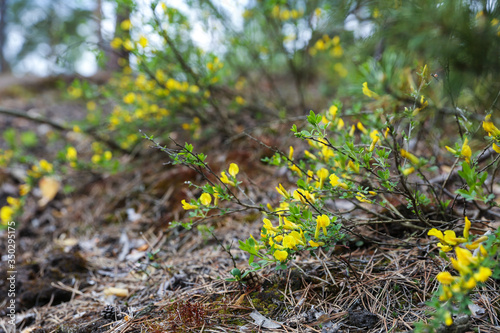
[468, 303, 485, 317]
[103, 287, 129, 297]
[38, 176, 60, 207]
[249, 310, 282, 329]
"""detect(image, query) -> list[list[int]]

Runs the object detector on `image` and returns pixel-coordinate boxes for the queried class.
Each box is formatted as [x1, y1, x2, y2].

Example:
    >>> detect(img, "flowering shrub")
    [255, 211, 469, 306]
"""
[2, 1, 499, 331]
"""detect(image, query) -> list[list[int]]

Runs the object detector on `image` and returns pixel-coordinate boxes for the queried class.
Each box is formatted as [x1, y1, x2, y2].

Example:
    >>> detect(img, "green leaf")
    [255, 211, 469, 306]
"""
[20, 131, 38, 147]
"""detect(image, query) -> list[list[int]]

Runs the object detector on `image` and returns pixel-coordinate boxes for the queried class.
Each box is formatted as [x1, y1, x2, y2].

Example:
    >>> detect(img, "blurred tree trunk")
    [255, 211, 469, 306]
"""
[105, 2, 130, 71]
[0, 0, 10, 73]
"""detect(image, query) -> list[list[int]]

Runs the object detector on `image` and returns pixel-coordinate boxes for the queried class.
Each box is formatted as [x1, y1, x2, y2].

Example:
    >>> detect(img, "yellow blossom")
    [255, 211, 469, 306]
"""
[19, 184, 31, 196]
[316, 168, 329, 188]
[283, 217, 299, 230]
[110, 37, 122, 49]
[276, 183, 291, 199]
[283, 235, 298, 249]
[39, 159, 53, 173]
[493, 143, 500, 153]
[138, 36, 148, 48]
[356, 122, 368, 134]
[308, 240, 324, 247]
[402, 167, 415, 176]
[483, 114, 500, 137]
[288, 146, 294, 160]
[220, 171, 236, 187]
[362, 82, 379, 99]
[369, 130, 379, 152]
[274, 249, 288, 262]
[461, 138, 472, 163]
[463, 217, 471, 240]
[66, 147, 77, 160]
[355, 192, 372, 203]
[181, 199, 199, 210]
[200, 193, 212, 206]
[436, 271, 456, 285]
[293, 189, 315, 204]
[229, 163, 239, 177]
[474, 266, 492, 283]
[314, 215, 330, 239]
[444, 311, 453, 326]
[103, 151, 112, 160]
[1, 206, 14, 223]
[347, 160, 359, 173]
[123, 92, 136, 104]
[329, 105, 338, 119]
[329, 174, 349, 189]
[120, 19, 132, 30]
[289, 164, 303, 177]
[349, 124, 355, 136]
[235, 96, 245, 105]
[400, 149, 420, 165]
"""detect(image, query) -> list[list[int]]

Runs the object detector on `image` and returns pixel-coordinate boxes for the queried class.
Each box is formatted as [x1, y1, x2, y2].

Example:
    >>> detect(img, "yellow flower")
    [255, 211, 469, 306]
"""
[1, 206, 14, 223]
[220, 172, 236, 187]
[436, 271, 456, 285]
[316, 168, 329, 188]
[39, 159, 53, 173]
[355, 192, 372, 203]
[110, 37, 122, 49]
[483, 114, 500, 137]
[402, 167, 415, 176]
[289, 164, 303, 177]
[283, 235, 298, 249]
[103, 151, 112, 160]
[362, 82, 379, 99]
[19, 184, 31, 196]
[200, 193, 212, 206]
[314, 215, 330, 239]
[461, 138, 472, 163]
[273, 249, 288, 262]
[463, 217, 471, 240]
[493, 143, 500, 153]
[276, 183, 291, 199]
[329, 105, 338, 119]
[293, 189, 315, 204]
[308, 240, 324, 247]
[400, 149, 420, 165]
[329, 174, 349, 189]
[262, 218, 278, 235]
[347, 160, 359, 173]
[229, 163, 239, 177]
[91, 154, 101, 164]
[66, 147, 77, 161]
[356, 122, 368, 134]
[288, 146, 294, 160]
[181, 199, 199, 210]
[283, 217, 299, 230]
[138, 36, 148, 48]
[474, 266, 492, 283]
[444, 311, 453, 326]
[235, 96, 245, 105]
[123, 92, 136, 104]
[463, 277, 477, 290]
[465, 235, 488, 250]
[337, 118, 345, 130]
[349, 124, 355, 136]
[120, 19, 132, 30]
[368, 130, 380, 152]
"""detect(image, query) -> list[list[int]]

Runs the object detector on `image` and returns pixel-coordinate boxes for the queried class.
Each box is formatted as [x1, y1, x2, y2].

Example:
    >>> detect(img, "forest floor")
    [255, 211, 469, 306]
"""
[0, 76, 498, 333]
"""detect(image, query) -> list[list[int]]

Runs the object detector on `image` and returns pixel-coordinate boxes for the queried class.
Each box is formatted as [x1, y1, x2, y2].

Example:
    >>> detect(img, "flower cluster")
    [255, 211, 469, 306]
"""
[428, 218, 492, 326]
[181, 163, 240, 218]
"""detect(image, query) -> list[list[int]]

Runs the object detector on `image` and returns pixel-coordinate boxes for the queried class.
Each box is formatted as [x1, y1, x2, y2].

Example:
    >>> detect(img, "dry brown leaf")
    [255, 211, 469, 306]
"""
[38, 176, 60, 207]
[103, 287, 129, 297]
